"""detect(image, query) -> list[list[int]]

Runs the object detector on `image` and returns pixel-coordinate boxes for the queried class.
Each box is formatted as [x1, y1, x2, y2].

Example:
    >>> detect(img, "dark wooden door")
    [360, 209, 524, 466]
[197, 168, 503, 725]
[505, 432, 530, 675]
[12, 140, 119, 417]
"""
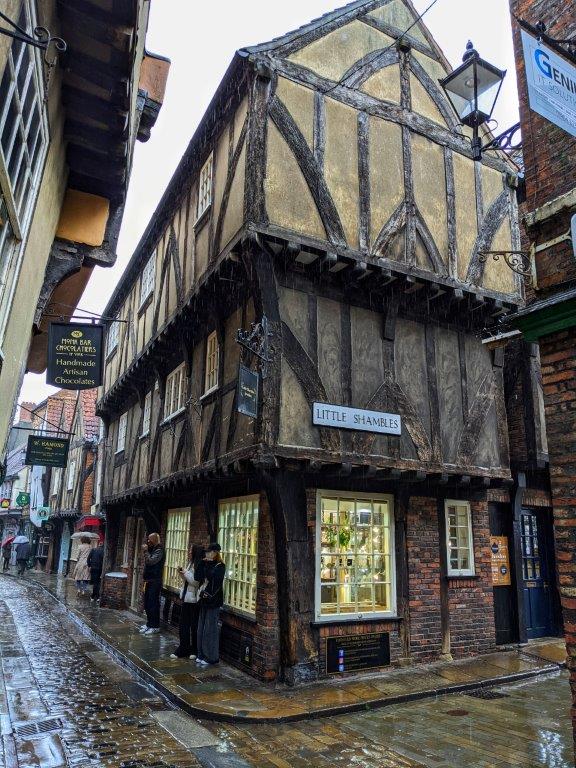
[489, 504, 518, 645]
[520, 510, 556, 639]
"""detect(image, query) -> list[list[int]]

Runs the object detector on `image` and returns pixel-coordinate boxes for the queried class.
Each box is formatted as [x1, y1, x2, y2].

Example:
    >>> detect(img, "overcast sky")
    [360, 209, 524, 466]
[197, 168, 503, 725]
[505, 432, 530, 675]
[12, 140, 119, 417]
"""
[18, 0, 519, 408]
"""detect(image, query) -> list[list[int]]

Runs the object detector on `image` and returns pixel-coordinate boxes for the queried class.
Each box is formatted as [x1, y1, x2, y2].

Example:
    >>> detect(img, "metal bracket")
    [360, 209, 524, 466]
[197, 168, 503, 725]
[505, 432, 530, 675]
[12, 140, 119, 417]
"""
[0, 10, 66, 63]
[478, 250, 534, 285]
[236, 315, 273, 379]
[481, 121, 522, 155]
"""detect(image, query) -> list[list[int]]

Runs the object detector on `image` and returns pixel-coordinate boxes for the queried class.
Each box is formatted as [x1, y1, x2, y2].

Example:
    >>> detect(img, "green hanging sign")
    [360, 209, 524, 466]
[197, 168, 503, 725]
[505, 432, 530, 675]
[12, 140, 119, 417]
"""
[16, 492, 30, 507]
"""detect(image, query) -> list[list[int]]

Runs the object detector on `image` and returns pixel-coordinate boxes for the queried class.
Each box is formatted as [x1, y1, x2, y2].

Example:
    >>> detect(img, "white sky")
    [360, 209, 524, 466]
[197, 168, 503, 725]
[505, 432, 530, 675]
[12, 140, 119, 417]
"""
[18, 0, 519, 407]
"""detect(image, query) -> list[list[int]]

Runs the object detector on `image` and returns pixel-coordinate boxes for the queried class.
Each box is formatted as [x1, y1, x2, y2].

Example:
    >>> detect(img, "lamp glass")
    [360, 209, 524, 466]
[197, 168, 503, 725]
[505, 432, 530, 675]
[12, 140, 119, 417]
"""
[442, 58, 505, 126]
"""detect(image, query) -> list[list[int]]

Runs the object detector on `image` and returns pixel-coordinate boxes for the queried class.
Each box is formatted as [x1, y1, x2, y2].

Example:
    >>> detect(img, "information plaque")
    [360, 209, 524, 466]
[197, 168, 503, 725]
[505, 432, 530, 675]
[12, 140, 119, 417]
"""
[25, 436, 70, 468]
[326, 632, 390, 674]
[490, 535, 511, 586]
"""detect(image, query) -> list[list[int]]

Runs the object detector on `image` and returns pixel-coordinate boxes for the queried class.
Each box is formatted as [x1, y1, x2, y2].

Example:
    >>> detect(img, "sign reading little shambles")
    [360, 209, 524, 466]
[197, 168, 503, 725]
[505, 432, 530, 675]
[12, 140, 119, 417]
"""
[313, 403, 401, 435]
[25, 436, 70, 468]
[47, 322, 104, 390]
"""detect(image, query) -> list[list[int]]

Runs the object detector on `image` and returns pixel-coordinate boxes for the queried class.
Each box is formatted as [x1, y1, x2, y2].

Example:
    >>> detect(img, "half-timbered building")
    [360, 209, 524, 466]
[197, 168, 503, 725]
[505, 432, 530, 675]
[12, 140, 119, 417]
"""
[97, 0, 558, 683]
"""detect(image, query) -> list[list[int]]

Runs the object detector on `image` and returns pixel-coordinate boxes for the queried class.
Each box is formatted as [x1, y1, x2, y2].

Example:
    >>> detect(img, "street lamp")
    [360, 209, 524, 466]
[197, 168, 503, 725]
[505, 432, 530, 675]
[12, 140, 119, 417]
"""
[439, 41, 506, 160]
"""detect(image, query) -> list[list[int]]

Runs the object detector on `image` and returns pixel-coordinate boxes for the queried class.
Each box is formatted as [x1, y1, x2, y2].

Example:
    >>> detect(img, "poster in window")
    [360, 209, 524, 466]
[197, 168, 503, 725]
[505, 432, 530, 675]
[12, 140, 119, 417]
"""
[47, 322, 104, 389]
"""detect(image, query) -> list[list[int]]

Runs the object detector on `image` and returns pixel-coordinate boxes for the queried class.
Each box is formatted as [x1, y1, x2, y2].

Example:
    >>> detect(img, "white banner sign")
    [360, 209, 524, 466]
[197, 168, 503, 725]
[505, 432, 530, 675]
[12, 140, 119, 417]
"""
[313, 402, 401, 435]
[521, 30, 576, 138]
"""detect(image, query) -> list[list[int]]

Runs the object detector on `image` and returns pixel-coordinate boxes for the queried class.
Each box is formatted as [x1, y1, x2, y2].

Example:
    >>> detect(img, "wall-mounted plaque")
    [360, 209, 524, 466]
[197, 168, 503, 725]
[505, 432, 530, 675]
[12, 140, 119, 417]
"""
[47, 322, 104, 390]
[237, 364, 259, 419]
[25, 436, 69, 468]
[326, 632, 390, 674]
[490, 535, 511, 586]
[313, 402, 401, 435]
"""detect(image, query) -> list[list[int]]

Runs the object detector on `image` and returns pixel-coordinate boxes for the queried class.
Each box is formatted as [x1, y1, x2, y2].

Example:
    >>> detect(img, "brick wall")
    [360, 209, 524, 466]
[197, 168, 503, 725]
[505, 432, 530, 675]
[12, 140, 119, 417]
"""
[448, 499, 495, 657]
[407, 496, 442, 660]
[81, 450, 95, 514]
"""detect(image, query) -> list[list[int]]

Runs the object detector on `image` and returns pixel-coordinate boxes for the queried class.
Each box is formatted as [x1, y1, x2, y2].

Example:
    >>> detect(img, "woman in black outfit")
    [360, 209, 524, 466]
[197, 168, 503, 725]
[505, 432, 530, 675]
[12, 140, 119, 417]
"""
[196, 542, 225, 667]
[171, 543, 205, 659]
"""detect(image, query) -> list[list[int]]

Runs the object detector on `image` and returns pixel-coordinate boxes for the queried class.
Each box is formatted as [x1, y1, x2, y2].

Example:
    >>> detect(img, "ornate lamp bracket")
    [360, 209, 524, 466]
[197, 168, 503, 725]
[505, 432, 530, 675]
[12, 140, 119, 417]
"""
[478, 250, 534, 285]
[0, 10, 66, 72]
[236, 315, 273, 379]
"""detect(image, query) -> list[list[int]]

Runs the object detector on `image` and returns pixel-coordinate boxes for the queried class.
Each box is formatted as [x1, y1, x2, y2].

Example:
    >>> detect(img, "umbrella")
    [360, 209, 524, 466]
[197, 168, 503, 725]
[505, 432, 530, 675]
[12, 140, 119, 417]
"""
[1, 535, 15, 547]
[12, 535, 29, 544]
[71, 531, 99, 540]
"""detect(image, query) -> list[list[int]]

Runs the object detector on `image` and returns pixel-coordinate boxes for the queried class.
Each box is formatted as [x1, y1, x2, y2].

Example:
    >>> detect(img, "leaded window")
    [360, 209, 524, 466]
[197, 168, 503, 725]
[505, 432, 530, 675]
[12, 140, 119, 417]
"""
[140, 251, 156, 306]
[141, 391, 151, 436]
[164, 363, 185, 420]
[218, 496, 259, 616]
[445, 500, 475, 576]
[317, 492, 394, 620]
[116, 412, 127, 453]
[106, 320, 119, 356]
[204, 331, 219, 394]
[163, 507, 191, 591]
[196, 154, 213, 220]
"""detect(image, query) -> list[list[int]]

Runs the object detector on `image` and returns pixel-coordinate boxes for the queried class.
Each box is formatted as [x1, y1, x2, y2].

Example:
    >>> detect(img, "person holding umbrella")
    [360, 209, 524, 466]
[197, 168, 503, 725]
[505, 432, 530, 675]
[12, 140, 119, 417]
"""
[72, 536, 93, 596]
[2, 536, 14, 572]
[13, 535, 31, 576]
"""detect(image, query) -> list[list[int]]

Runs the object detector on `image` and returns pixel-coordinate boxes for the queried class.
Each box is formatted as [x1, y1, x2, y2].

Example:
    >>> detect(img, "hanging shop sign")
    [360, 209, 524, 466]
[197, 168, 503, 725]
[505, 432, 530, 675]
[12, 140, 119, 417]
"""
[46, 322, 104, 389]
[326, 632, 390, 674]
[15, 492, 30, 507]
[490, 535, 511, 587]
[25, 436, 69, 468]
[313, 402, 401, 435]
[0, 498, 10, 509]
[521, 30, 576, 138]
[237, 364, 259, 419]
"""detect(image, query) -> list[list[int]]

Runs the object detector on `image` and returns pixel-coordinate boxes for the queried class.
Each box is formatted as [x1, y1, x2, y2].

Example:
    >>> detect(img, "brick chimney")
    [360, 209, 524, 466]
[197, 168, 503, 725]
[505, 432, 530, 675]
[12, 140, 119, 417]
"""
[19, 402, 36, 422]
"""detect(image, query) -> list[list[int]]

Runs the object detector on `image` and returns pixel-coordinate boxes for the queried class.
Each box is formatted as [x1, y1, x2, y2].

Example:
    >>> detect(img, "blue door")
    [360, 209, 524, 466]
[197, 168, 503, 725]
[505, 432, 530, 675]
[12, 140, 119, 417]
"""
[521, 511, 555, 639]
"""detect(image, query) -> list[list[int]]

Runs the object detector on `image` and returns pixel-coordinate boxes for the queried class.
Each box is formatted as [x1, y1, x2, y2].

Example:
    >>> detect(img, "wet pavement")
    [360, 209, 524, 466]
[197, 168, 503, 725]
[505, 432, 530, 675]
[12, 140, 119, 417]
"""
[1, 574, 573, 768]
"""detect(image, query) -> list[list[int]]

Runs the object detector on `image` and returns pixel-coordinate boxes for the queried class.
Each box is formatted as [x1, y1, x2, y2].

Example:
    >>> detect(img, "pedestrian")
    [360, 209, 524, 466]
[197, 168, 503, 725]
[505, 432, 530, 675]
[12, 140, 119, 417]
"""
[73, 536, 92, 596]
[196, 542, 225, 667]
[140, 532, 165, 636]
[87, 540, 104, 602]
[15, 539, 31, 576]
[2, 541, 11, 572]
[170, 543, 205, 660]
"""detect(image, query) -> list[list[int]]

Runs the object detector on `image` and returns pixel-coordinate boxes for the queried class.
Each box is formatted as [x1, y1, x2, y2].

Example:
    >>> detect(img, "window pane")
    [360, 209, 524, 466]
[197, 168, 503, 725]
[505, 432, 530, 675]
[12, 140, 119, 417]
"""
[218, 496, 259, 615]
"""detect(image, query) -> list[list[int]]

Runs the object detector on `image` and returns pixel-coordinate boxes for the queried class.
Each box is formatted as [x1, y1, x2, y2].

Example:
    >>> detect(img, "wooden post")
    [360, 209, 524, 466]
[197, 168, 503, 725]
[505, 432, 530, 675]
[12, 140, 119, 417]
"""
[437, 496, 452, 659]
[395, 490, 411, 663]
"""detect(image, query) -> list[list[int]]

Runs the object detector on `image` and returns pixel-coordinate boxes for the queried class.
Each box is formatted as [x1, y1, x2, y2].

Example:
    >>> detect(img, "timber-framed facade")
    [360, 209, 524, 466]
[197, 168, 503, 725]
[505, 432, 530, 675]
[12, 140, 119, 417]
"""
[97, 0, 560, 683]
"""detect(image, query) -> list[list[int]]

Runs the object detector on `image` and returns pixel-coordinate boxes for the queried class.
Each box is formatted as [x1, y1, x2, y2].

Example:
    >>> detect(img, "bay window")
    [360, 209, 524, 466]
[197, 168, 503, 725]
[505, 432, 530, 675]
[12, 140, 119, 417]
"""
[218, 495, 259, 616]
[316, 491, 395, 620]
[445, 500, 474, 576]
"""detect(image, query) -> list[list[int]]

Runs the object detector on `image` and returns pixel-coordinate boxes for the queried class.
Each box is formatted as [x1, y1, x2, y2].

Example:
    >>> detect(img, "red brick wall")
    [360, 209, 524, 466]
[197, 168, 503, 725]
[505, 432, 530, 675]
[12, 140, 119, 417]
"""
[407, 496, 442, 660]
[448, 499, 495, 657]
[81, 450, 95, 514]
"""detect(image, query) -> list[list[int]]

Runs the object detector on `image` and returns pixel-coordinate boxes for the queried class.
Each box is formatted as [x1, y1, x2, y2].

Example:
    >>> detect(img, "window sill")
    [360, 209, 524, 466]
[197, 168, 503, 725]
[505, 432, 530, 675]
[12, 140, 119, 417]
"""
[161, 407, 185, 426]
[139, 431, 150, 440]
[114, 448, 125, 456]
[445, 573, 478, 580]
[194, 205, 211, 233]
[137, 292, 154, 317]
[200, 386, 218, 401]
[222, 606, 258, 625]
[311, 615, 402, 628]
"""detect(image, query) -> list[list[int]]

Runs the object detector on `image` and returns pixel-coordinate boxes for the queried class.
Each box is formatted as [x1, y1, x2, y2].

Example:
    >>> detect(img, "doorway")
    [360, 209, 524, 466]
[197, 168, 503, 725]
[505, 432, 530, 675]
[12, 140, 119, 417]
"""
[520, 509, 559, 639]
[489, 504, 518, 645]
[130, 518, 145, 611]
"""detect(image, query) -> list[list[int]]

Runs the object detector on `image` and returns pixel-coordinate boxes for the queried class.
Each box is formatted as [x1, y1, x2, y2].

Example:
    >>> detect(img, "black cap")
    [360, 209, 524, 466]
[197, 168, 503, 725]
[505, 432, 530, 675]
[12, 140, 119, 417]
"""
[206, 542, 221, 552]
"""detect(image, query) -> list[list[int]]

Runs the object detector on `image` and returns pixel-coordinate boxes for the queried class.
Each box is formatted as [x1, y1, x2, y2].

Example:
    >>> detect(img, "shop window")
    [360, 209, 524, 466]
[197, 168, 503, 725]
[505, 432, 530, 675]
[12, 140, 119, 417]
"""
[218, 495, 259, 616]
[106, 319, 120, 355]
[116, 412, 127, 453]
[140, 251, 156, 306]
[317, 492, 395, 620]
[164, 363, 185, 420]
[203, 331, 219, 394]
[445, 500, 475, 576]
[196, 153, 213, 220]
[141, 391, 151, 437]
[67, 459, 76, 491]
[0, 0, 48, 339]
[36, 535, 50, 559]
[163, 507, 191, 591]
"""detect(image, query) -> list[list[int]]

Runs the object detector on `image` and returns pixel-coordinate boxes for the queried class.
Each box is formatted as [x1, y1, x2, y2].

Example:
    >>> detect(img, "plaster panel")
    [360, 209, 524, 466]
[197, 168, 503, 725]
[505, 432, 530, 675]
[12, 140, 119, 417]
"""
[435, 328, 464, 464]
[324, 97, 359, 248]
[394, 318, 430, 460]
[317, 297, 342, 404]
[195, 221, 209, 282]
[221, 144, 245, 249]
[412, 132, 448, 266]
[482, 164, 504, 211]
[464, 336, 499, 468]
[369, 116, 404, 246]
[224, 307, 242, 384]
[350, 306, 383, 407]
[412, 50, 449, 85]
[265, 122, 326, 241]
[212, 125, 230, 234]
[367, 1, 428, 45]
[288, 20, 393, 83]
[453, 150, 478, 280]
[410, 74, 446, 126]
[481, 215, 515, 294]
[276, 77, 315, 148]
[279, 285, 310, 353]
[279, 359, 319, 447]
[360, 65, 401, 103]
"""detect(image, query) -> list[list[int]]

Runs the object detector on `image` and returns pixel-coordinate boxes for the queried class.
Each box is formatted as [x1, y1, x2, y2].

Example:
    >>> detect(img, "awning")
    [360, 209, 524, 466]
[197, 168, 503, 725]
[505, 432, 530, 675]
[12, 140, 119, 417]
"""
[75, 515, 104, 530]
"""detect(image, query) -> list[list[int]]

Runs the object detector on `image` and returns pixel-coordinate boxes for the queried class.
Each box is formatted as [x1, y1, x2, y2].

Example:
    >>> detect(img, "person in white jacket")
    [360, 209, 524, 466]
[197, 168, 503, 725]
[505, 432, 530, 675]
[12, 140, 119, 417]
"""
[170, 544, 205, 659]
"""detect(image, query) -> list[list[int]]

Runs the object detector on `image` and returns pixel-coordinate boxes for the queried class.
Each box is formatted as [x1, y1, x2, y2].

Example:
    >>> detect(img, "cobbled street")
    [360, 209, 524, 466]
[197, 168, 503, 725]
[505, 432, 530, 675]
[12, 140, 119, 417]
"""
[0, 576, 573, 768]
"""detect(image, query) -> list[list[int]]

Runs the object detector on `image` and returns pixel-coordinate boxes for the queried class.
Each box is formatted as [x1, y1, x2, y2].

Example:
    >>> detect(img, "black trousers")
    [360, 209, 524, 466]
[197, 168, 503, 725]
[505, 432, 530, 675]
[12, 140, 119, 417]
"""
[144, 579, 161, 628]
[90, 569, 102, 599]
[176, 602, 200, 657]
[16, 559, 26, 576]
[2, 556, 10, 571]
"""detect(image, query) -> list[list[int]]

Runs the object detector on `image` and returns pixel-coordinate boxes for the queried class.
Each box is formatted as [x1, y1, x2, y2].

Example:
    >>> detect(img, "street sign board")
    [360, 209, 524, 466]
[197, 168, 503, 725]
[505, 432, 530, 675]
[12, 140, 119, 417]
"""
[521, 30, 576, 138]
[313, 403, 402, 435]
[237, 364, 259, 419]
[25, 436, 69, 468]
[46, 322, 104, 390]
[15, 492, 30, 507]
[0, 498, 10, 509]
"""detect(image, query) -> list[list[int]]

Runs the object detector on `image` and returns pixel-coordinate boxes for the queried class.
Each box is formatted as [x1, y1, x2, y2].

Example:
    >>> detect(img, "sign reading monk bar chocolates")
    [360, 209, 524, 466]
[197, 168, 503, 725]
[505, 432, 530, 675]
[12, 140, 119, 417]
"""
[25, 436, 70, 468]
[47, 322, 104, 390]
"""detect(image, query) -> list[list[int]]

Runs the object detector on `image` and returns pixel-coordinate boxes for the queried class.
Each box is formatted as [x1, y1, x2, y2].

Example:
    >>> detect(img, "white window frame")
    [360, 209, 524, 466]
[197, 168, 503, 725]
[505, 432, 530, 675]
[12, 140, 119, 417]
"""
[52, 467, 61, 496]
[0, 0, 49, 346]
[140, 391, 151, 437]
[315, 490, 396, 622]
[218, 495, 259, 617]
[106, 319, 120, 356]
[163, 507, 191, 592]
[116, 412, 127, 453]
[196, 153, 213, 221]
[203, 331, 219, 395]
[444, 499, 475, 577]
[139, 251, 156, 307]
[163, 363, 186, 421]
[67, 459, 76, 491]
